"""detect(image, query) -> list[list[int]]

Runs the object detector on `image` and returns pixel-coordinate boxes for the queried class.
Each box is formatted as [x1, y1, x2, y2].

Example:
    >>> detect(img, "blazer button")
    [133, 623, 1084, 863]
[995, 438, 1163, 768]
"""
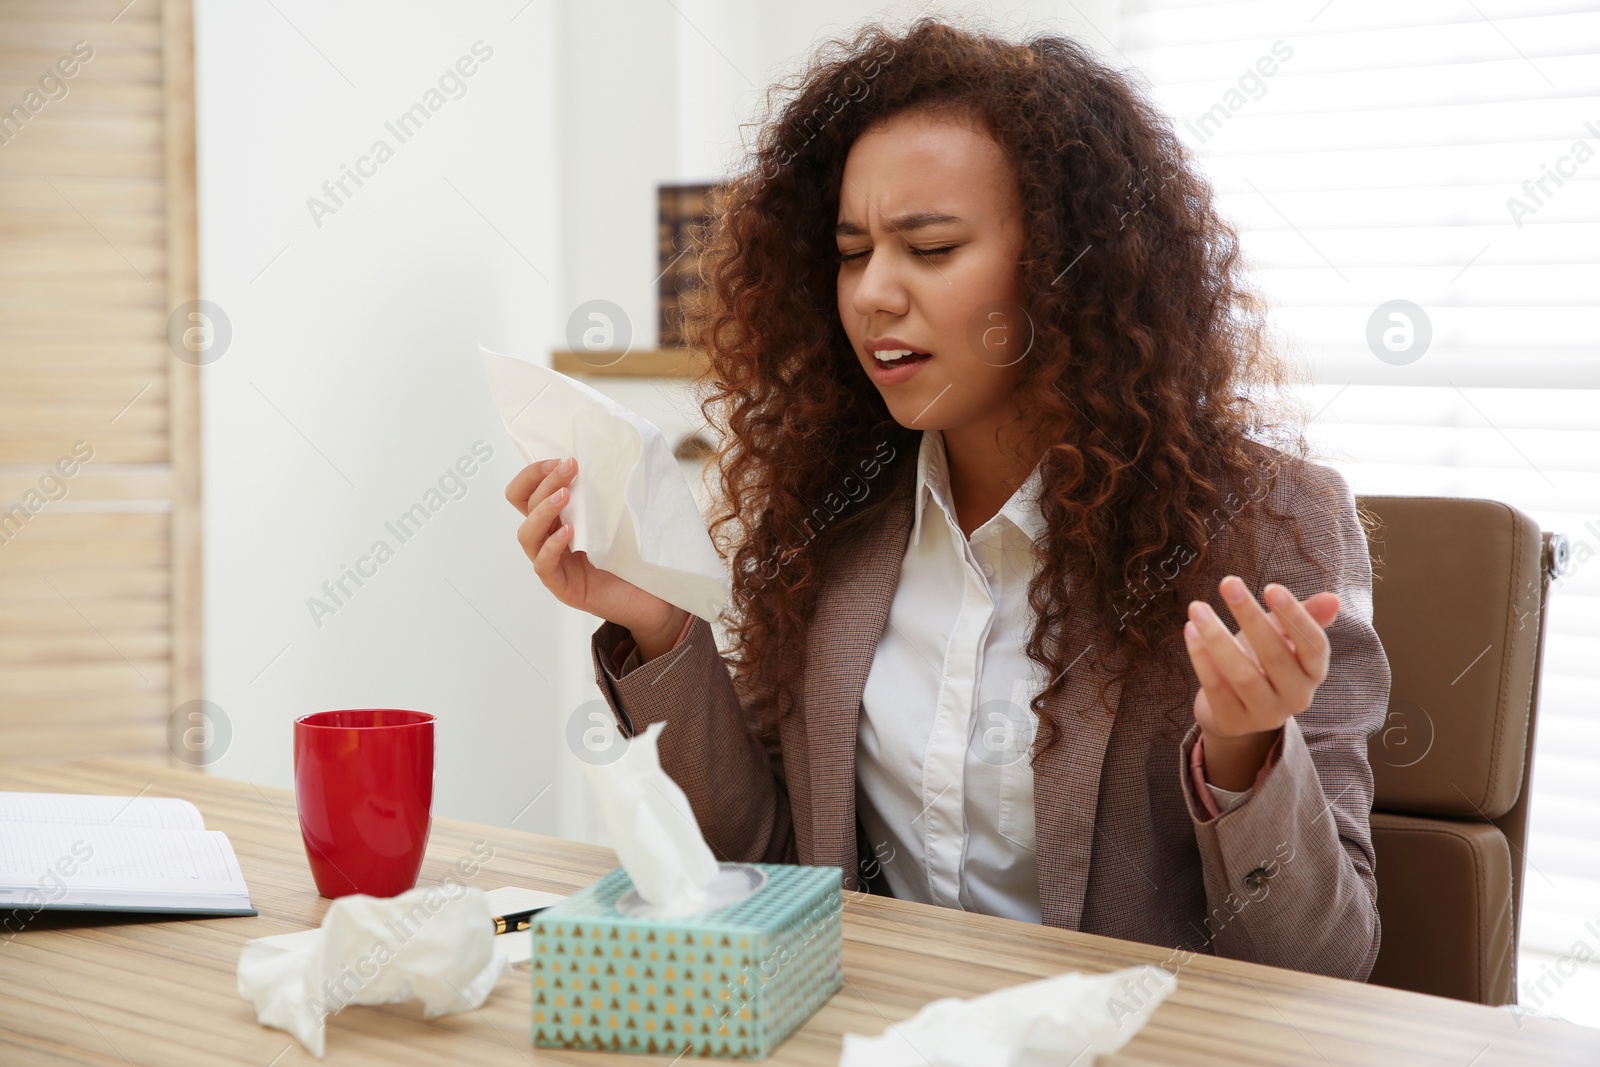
[1242, 866, 1271, 891]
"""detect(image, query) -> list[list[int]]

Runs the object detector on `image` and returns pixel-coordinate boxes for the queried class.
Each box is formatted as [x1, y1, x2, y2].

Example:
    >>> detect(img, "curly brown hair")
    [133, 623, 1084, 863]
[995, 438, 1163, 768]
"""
[682, 15, 1315, 752]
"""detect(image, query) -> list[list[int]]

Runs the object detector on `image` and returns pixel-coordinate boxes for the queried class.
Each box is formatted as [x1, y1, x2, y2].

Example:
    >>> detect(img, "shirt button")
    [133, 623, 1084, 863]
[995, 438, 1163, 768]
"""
[980, 563, 995, 579]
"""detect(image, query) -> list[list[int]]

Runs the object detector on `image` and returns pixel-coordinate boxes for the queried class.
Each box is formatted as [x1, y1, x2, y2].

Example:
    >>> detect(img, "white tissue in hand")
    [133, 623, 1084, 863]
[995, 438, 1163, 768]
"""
[581, 720, 721, 917]
[236, 885, 509, 1059]
[838, 964, 1175, 1067]
[480, 344, 730, 622]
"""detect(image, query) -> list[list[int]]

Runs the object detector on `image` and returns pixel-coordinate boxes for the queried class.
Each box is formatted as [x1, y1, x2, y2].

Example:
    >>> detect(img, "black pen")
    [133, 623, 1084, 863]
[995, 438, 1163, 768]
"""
[493, 905, 550, 935]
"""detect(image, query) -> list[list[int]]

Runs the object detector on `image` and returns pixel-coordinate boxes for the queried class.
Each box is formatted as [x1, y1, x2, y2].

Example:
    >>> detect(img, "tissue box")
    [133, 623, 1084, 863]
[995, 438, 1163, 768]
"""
[530, 863, 842, 1059]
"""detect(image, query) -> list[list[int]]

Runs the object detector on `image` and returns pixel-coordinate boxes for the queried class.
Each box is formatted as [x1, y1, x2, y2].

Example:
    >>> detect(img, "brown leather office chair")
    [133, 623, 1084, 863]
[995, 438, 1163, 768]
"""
[1358, 495, 1568, 1005]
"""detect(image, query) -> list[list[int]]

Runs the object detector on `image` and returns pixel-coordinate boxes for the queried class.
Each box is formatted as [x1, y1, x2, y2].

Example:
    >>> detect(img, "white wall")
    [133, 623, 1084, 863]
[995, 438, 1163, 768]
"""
[194, 0, 564, 833]
[196, 0, 1122, 842]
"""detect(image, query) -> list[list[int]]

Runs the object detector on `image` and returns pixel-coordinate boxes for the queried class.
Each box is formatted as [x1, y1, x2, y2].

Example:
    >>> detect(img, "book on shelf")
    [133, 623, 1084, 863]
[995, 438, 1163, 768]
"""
[0, 791, 255, 917]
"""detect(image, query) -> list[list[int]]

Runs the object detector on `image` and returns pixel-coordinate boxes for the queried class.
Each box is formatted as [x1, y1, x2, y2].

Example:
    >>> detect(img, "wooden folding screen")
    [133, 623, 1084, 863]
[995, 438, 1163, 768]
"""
[0, 0, 199, 766]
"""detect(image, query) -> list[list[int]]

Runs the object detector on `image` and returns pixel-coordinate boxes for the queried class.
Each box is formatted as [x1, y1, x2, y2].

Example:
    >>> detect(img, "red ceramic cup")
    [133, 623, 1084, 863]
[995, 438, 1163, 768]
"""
[293, 709, 435, 898]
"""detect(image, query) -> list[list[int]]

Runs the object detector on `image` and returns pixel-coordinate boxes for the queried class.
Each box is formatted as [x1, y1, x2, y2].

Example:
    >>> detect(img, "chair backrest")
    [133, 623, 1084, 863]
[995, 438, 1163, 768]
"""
[1357, 495, 1566, 1005]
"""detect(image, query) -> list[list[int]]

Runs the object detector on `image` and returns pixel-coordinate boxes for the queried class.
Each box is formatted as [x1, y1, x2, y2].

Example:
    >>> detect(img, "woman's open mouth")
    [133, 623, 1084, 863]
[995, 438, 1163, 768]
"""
[870, 350, 934, 371]
[870, 347, 933, 383]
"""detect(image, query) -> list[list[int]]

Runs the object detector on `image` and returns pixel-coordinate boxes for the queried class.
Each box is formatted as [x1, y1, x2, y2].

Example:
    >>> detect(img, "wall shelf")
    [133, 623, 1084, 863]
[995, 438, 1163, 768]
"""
[551, 348, 707, 378]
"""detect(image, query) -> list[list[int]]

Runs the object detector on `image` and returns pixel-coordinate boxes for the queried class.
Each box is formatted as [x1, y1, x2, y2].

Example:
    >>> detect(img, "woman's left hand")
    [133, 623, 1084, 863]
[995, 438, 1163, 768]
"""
[1182, 575, 1340, 790]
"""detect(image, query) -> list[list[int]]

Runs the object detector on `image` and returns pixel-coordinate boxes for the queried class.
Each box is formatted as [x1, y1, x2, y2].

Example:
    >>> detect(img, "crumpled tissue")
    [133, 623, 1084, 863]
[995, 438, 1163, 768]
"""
[236, 884, 508, 1058]
[837, 963, 1176, 1067]
[582, 720, 759, 918]
[480, 343, 730, 622]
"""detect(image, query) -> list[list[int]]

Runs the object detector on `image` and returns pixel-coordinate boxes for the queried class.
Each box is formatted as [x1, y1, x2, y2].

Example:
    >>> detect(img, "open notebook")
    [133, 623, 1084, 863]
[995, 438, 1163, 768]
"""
[0, 791, 255, 916]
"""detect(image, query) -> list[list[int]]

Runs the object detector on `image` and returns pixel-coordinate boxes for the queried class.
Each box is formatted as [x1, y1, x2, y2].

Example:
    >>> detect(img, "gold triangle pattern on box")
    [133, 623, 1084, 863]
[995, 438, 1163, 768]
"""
[530, 864, 843, 1059]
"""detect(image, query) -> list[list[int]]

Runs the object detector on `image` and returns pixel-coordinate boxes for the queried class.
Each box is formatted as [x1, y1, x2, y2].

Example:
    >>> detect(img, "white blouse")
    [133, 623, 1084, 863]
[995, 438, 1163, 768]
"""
[617, 426, 1250, 916]
[856, 428, 1249, 922]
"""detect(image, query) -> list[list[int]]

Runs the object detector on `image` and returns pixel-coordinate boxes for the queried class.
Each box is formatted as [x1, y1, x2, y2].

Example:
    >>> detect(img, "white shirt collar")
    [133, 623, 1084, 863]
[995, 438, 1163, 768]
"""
[909, 429, 1047, 549]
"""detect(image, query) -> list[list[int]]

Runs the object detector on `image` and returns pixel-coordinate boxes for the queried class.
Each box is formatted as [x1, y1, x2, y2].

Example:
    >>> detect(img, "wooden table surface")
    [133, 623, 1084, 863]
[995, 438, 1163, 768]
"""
[2, 759, 1596, 1066]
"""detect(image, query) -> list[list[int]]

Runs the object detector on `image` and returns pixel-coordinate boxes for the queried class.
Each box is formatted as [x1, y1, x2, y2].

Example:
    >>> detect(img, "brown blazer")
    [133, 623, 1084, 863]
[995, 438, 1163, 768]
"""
[590, 457, 1389, 982]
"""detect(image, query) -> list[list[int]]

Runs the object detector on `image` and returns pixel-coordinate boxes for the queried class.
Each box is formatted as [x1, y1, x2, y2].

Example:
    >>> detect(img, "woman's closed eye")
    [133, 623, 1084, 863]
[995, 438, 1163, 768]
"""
[837, 244, 957, 263]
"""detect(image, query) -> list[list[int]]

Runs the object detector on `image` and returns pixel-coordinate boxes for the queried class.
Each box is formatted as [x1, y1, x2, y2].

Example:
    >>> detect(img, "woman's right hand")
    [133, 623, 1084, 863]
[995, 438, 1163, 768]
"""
[505, 457, 688, 657]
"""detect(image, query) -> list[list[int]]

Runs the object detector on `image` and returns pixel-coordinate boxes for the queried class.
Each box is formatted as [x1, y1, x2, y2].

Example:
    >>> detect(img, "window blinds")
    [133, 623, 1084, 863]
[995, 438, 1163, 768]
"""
[1121, 0, 1600, 1022]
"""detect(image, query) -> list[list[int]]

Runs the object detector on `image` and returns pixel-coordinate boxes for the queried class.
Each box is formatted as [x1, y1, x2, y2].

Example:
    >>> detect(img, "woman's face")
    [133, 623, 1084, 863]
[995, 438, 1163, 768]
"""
[836, 106, 1030, 437]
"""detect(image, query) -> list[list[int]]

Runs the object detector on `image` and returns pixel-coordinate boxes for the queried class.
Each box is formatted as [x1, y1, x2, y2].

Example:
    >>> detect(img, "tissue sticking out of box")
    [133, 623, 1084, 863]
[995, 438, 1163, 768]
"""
[480, 344, 730, 623]
[581, 720, 760, 918]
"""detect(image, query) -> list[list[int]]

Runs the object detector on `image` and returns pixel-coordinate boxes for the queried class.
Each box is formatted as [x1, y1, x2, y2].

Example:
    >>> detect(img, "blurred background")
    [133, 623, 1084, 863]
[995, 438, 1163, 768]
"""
[0, 0, 1594, 1025]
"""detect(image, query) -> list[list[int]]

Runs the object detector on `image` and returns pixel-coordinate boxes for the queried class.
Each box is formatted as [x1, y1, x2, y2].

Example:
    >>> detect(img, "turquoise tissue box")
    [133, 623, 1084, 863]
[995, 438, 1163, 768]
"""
[530, 863, 843, 1059]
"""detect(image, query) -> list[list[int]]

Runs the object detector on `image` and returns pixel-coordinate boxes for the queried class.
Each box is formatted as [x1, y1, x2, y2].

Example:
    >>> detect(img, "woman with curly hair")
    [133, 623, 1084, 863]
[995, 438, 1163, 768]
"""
[505, 16, 1389, 982]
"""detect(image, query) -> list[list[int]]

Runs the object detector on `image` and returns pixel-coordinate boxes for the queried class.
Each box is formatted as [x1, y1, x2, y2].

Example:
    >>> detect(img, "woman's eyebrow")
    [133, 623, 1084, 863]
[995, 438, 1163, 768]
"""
[835, 211, 964, 237]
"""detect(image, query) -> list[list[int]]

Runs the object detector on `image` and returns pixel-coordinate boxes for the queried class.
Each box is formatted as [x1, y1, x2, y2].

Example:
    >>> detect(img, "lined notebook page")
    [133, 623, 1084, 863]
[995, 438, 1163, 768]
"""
[0, 793, 253, 914]
[0, 792, 205, 831]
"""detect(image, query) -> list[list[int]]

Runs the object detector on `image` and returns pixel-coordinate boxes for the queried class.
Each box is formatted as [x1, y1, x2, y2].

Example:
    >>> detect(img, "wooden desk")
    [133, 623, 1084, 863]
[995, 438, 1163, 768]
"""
[2, 759, 1596, 1066]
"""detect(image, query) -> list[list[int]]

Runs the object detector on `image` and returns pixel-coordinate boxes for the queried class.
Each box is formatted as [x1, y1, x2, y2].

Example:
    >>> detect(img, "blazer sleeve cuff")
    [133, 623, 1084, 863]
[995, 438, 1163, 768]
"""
[1181, 714, 1325, 863]
[605, 611, 696, 680]
[1184, 723, 1285, 824]
[590, 614, 710, 736]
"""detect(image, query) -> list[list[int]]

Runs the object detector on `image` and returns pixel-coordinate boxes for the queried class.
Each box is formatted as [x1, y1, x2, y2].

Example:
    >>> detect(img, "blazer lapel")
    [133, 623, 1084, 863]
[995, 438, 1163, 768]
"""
[1030, 601, 1126, 930]
[799, 476, 916, 885]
